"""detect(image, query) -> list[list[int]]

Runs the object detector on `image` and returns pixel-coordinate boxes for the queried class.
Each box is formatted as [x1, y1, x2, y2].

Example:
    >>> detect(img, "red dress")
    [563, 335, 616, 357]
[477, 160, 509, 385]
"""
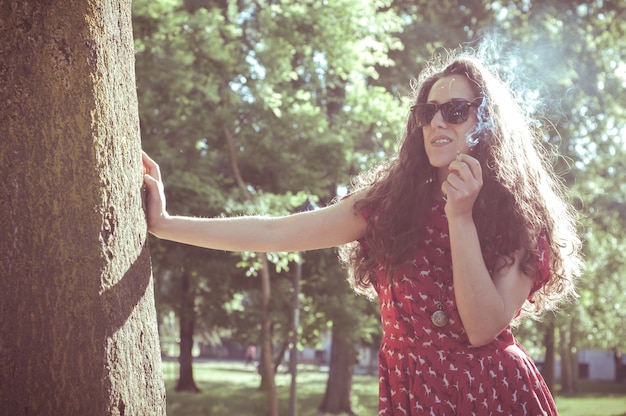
[369, 199, 557, 415]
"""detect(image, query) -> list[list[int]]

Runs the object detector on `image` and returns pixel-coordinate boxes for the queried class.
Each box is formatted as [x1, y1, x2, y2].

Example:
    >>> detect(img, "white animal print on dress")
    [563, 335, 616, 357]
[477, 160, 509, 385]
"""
[372, 199, 557, 415]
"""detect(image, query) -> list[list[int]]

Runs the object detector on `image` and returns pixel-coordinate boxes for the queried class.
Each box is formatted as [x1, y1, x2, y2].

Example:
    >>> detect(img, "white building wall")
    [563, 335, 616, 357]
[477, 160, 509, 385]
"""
[578, 349, 616, 381]
[540, 349, 616, 381]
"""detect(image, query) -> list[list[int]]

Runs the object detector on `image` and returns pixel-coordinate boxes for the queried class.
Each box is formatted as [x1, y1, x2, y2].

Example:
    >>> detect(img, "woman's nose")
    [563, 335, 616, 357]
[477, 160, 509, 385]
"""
[430, 108, 446, 126]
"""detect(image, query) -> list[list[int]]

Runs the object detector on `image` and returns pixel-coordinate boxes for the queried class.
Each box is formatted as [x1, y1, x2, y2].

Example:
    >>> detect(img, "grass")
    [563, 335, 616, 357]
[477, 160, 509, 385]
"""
[164, 360, 626, 416]
[554, 380, 626, 416]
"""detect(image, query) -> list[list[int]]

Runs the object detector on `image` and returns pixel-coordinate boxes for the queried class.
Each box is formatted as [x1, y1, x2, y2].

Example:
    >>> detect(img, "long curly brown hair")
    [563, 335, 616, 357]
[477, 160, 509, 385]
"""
[338, 51, 582, 318]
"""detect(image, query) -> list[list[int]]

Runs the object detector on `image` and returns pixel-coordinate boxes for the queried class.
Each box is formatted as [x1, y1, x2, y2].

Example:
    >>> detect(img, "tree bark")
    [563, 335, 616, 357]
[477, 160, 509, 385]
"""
[318, 324, 356, 415]
[175, 271, 200, 392]
[560, 318, 579, 394]
[0, 1, 165, 415]
[224, 125, 278, 415]
[274, 338, 290, 375]
[559, 325, 572, 394]
[570, 317, 579, 394]
[257, 258, 278, 414]
[542, 320, 555, 394]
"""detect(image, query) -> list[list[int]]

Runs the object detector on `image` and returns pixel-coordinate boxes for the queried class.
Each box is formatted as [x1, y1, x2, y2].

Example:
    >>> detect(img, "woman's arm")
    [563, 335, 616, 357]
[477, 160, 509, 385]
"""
[444, 154, 534, 346]
[448, 215, 534, 346]
[142, 151, 367, 253]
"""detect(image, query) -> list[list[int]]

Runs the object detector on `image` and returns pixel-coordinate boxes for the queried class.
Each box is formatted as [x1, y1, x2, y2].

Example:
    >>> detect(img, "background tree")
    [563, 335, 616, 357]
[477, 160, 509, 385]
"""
[0, 1, 165, 414]
[374, 0, 626, 393]
[133, 0, 246, 396]
[132, 0, 626, 411]
[299, 249, 381, 415]
[133, 0, 402, 412]
[482, 1, 626, 392]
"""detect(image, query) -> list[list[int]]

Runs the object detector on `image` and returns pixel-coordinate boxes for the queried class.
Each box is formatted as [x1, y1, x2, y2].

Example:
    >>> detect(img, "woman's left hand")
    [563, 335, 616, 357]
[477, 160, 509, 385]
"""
[441, 152, 483, 218]
[141, 150, 169, 234]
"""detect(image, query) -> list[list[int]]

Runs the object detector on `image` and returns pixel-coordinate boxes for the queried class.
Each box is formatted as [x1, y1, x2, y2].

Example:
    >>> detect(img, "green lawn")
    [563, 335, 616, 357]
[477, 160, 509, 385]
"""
[164, 360, 626, 416]
[554, 380, 626, 416]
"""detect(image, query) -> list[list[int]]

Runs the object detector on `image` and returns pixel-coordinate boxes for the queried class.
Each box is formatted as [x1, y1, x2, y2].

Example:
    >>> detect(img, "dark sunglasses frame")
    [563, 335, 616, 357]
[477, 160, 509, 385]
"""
[411, 98, 483, 127]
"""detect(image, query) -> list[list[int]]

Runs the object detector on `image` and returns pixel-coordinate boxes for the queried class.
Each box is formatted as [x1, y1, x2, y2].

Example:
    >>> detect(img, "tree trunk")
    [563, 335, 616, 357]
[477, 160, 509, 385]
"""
[570, 318, 579, 394]
[225, 125, 278, 416]
[0, 1, 166, 415]
[560, 317, 579, 394]
[274, 338, 290, 375]
[614, 349, 620, 382]
[542, 320, 556, 394]
[258, 259, 279, 416]
[318, 324, 356, 415]
[559, 323, 576, 394]
[176, 271, 200, 392]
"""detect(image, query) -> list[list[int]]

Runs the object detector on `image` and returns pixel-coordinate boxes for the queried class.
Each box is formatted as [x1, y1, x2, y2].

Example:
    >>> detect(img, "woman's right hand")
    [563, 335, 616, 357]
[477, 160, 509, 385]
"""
[141, 150, 169, 235]
[442, 152, 483, 219]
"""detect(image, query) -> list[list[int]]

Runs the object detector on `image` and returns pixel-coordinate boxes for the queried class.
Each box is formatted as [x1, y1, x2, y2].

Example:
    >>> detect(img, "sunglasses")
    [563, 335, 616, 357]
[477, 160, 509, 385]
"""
[411, 98, 483, 127]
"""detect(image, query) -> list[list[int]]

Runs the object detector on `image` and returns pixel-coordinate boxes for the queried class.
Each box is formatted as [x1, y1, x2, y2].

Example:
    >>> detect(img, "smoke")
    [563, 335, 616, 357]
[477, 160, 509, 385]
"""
[461, 28, 571, 147]
[467, 97, 492, 147]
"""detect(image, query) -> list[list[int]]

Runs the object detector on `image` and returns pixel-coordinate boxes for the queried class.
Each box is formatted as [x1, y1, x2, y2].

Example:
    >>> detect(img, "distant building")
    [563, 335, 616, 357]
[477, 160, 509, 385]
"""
[549, 349, 624, 381]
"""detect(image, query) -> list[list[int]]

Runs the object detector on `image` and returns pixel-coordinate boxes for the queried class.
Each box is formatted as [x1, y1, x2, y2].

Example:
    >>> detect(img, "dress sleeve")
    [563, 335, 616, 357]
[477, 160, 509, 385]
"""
[341, 193, 373, 254]
[529, 231, 551, 298]
[341, 193, 372, 221]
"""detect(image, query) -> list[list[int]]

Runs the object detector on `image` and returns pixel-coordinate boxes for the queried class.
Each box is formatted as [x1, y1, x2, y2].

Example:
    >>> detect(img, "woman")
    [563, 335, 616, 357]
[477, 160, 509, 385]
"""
[142, 51, 581, 414]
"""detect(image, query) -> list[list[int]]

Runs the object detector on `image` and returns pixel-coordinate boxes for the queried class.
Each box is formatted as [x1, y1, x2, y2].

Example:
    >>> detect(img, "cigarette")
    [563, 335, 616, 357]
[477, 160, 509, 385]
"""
[456, 151, 462, 162]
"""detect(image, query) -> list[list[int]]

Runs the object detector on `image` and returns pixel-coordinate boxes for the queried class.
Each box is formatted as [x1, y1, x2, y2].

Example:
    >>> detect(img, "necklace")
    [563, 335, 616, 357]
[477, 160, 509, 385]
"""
[431, 282, 448, 327]
[426, 196, 450, 328]
[431, 305, 448, 327]
[431, 262, 449, 328]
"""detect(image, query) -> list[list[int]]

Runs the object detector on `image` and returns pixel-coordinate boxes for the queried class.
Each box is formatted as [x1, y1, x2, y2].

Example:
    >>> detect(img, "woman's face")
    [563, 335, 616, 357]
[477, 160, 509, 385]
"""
[422, 75, 478, 182]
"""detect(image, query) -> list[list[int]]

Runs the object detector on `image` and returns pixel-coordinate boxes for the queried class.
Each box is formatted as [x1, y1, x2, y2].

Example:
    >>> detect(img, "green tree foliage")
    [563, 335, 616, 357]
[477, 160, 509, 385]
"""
[132, 0, 404, 407]
[134, 0, 626, 406]
[487, 1, 626, 353]
[379, 0, 626, 358]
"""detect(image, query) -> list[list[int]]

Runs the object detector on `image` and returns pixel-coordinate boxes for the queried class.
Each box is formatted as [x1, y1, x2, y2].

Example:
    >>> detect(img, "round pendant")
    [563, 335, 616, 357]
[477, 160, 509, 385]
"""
[431, 310, 448, 327]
